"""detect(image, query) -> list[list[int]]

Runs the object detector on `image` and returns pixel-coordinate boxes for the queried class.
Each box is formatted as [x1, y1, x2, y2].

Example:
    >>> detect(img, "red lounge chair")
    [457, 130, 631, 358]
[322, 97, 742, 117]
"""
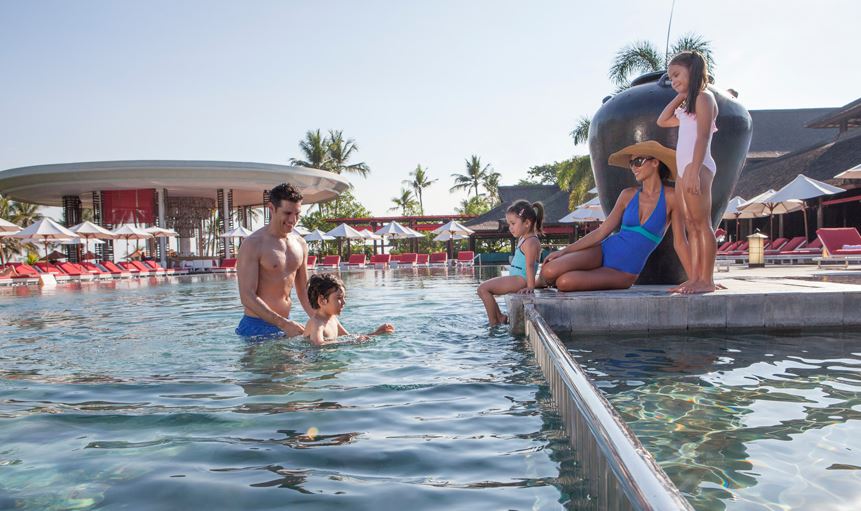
[35, 262, 72, 281]
[345, 254, 367, 267]
[429, 252, 448, 266]
[816, 228, 861, 268]
[9, 263, 40, 278]
[143, 260, 177, 275]
[717, 241, 741, 255]
[57, 262, 93, 280]
[118, 261, 144, 275]
[102, 260, 133, 277]
[726, 241, 749, 256]
[370, 254, 390, 268]
[318, 255, 340, 268]
[306, 255, 317, 269]
[456, 251, 475, 266]
[129, 260, 158, 275]
[717, 241, 734, 253]
[395, 253, 417, 266]
[417, 254, 429, 265]
[80, 262, 112, 278]
[763, 237, 788, 255]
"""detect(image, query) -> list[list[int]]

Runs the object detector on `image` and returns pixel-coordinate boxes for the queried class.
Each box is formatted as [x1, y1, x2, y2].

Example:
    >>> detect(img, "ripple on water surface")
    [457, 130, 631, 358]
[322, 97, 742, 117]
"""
[0, 270, 590, 510]
[566, 330, 861, 511]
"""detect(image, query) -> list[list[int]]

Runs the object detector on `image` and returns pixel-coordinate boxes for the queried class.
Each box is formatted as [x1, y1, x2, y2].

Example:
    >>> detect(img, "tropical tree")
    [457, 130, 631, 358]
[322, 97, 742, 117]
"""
[609, 32, 715, 90]
[455, 195, 492, 216]
[290, 129, 330, 170]
[0, 194, 43, 263]
[572, 33, 714, 145]
[483, 171, 502, 206]
[300, 190, 371, 234]
[555, 156, 595, 210]
[403, 165, 436, 214]
[389, 188, 419, 216]
[450, 155, 493, 199]
[327, 130, 370, 177]
[570, 116, 591, 146]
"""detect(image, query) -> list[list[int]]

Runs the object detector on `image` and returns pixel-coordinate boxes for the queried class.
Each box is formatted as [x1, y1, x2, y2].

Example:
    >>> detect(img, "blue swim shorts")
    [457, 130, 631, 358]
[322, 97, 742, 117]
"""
[235, 315, 284, 338]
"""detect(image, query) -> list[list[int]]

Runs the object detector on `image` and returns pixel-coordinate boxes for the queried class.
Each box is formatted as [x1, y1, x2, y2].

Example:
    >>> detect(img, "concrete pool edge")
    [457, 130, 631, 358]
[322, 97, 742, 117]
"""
[507, 277, 861, 336]
[524, 304, 693, 511]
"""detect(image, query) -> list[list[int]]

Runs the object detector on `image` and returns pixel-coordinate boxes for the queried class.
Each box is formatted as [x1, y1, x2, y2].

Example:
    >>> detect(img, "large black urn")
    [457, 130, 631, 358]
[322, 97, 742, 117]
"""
[588, 71, 753, 284]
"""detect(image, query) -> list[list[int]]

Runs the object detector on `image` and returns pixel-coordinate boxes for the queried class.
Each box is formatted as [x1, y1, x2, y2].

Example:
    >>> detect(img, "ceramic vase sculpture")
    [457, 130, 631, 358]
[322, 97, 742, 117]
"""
[589, 71, 753, 284]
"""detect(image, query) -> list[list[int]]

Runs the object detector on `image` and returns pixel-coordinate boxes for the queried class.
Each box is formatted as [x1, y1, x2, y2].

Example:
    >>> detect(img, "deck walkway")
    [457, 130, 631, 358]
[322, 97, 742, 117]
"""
[506, 268, 861, 335]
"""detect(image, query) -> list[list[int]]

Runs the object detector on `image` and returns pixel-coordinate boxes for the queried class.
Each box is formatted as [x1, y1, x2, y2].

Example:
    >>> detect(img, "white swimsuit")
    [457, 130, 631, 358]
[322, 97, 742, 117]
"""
[675, 106, 718, 178]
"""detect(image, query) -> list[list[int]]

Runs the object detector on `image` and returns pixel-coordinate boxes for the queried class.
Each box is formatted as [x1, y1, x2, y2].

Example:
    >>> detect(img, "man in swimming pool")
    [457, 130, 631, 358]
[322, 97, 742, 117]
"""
[235, 182, 313, 338]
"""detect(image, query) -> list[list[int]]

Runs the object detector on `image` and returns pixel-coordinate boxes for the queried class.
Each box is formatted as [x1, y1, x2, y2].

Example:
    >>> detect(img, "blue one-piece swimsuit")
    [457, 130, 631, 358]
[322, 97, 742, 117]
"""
[509, 235, 539, 279]
[601, 186, 668, 275]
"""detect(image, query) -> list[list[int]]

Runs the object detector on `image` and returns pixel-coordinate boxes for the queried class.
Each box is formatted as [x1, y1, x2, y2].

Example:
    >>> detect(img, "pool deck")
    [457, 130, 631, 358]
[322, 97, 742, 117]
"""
[506, 266, 861, 335]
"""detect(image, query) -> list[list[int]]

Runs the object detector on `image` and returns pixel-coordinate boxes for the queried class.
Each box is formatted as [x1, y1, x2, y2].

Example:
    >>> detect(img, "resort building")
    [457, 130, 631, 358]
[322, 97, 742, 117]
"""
[0, 160, 350, 265]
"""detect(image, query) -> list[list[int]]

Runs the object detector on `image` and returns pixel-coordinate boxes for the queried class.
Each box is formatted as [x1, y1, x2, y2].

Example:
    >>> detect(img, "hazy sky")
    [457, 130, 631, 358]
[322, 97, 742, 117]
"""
[1, 0, 859, 217]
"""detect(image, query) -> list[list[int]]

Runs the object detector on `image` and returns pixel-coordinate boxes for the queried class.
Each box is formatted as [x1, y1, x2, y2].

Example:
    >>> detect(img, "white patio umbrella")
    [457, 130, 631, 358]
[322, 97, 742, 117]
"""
[432, 220, 475, 236]
[577, 196, 603, 209]
[766, 174, 845, 240]
[70, 221, 115, 259]
[10, 218, 79, 259]
[0, 218, 22, 265]
[834, 163, 861, 180]
[145, 226, 179, 238]
[587, 186, 598, 195]
[433, 232, 469, 242]
[402, 226, 426, 239]
[739, 190, 803, 238]
[111, 224, 153, 258]
[374, 221, 415, 239]
[326, 223, 366, 256]
[304, 229, 336, 242]
[358, 228, 382, 241]
[722, 196, 764, 240]
[559, 206, 606, 223]
[219, 225, 254, 238]
[292, 225, 309, 236]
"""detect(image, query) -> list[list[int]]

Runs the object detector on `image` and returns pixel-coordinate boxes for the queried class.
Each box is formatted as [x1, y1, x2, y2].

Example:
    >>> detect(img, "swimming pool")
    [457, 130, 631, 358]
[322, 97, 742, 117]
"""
[566, 330, 861, 511]
[0, 269, 590, 510]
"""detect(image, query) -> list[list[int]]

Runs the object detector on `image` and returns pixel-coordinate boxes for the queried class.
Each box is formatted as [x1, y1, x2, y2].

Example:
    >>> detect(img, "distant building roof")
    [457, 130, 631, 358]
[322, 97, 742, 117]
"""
[747, 108, 839, 159]
[805, 97, 861, 131]
[734, 128, 861, 198]
[466, 184, 572, 232]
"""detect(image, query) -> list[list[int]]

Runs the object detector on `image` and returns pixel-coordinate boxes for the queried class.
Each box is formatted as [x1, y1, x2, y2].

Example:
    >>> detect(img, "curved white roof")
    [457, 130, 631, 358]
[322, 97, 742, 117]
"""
[0, 160, 351, 207]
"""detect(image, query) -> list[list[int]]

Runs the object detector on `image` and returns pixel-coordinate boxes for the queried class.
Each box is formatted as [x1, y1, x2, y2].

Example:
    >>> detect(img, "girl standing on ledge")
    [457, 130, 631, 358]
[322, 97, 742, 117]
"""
[540, 141, 691, 292]
[477, 200, 543, 326]
[657, 50, 719, 294]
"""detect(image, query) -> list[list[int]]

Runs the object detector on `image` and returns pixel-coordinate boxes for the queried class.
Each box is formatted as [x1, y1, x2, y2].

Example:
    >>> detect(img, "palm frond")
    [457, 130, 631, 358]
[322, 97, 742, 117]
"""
[669, 32, 715, 76]
[569, 116, 591, 146]
[609, 40, 662, 87]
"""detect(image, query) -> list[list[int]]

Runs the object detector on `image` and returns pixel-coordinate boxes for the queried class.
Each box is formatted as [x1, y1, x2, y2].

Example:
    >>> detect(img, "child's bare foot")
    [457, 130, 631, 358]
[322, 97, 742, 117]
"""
[681, 280, 717, 294]
[669, 280, 694, 293]
[499, 314, 509, 325]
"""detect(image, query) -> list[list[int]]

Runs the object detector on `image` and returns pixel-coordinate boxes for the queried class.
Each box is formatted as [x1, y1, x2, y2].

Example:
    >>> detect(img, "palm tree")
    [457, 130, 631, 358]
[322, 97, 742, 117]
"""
[327, 130, 370, 177]
[483, 171, 502, 206]
[450, 155, 493, 199]
[556, 156, 595, 210]
[290, 129, 331, 170]
[389, 188, 418, 216]
[609, 32, 715, 89]
[570, 116, 591, 146]
[1, 196, 42, 262]
[403, 165, 437, 214]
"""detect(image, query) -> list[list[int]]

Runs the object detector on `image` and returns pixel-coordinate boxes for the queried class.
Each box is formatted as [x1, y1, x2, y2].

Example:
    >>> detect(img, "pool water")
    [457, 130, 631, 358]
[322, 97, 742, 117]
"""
[565, 331, 861, 511]
[0, 269, 590, 510]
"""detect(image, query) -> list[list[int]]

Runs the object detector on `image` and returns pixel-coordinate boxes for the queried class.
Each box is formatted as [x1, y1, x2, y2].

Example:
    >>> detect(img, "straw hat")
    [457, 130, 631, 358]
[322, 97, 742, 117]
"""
[608, 140, 677, 180]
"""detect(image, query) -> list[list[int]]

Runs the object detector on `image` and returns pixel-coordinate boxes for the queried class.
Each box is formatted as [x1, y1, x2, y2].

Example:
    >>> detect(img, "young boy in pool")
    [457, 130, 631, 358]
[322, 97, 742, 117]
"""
[304, 273, 395, 346]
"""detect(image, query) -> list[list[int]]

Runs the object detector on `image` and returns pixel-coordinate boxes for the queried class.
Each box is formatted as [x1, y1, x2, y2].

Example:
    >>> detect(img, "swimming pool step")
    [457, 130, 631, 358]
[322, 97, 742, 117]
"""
[507, 277, 861, 336]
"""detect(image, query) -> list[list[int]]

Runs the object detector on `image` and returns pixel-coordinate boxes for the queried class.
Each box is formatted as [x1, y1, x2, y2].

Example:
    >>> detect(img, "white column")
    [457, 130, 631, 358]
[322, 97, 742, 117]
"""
[222, 189, 232, 259]
[158, 188, 168, 267]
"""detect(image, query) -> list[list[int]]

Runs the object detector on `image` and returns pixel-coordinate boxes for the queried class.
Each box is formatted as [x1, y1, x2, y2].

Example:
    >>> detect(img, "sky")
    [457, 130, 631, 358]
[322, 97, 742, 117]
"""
[1, 0, 859, 218]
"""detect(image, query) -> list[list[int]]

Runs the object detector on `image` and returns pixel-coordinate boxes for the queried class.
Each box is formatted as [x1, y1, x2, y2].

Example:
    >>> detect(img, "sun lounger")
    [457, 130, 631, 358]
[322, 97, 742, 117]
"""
[416, 254, 429, 266]
[57, 262, 96, 281]
[369, 254, 390, 268]
[34, 262, 73, 281]
[318, 255, 341, 269]
[763, 237, 788, 255]
[102, 260, 133, 277]
[815, 228, 861, 268]
[345, 254, 366, 267]
[394, 253, 417, 267]
[456, 251, 475, 266]
[212, 258, 238, 273]
[80, 261, 113, 279]
[429, 252, 448, 266]
[143, 260, 179, 275]
[2, 264, 39, 285]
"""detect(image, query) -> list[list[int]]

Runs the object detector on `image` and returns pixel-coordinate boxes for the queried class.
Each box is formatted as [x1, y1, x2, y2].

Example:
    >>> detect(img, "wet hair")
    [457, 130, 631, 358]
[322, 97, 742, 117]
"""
[669, 51, 709, 115]
[506, 200, 544, 236]
[308, 273, 344, 309]
[269, 183, 303, 208]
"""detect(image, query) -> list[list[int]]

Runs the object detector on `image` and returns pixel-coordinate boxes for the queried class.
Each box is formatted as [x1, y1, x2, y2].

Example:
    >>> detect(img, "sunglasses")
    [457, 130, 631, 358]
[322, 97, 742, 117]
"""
[629, 156, 655, 168]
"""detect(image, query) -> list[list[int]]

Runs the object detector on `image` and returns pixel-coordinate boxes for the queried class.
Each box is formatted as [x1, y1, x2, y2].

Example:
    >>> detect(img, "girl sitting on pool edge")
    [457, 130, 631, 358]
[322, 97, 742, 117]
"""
[304, 273, 395, 346]
[540, 140, 692, 292]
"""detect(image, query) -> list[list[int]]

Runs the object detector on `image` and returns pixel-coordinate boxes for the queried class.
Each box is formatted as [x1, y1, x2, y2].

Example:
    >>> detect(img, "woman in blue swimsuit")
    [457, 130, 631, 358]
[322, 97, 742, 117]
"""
[540, 141, 691, 292]
[477, 200, 544, 326]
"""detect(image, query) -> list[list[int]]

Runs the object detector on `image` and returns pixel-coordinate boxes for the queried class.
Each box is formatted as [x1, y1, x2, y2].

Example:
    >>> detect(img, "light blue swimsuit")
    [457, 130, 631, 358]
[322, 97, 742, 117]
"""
[509, 236, 538, 280]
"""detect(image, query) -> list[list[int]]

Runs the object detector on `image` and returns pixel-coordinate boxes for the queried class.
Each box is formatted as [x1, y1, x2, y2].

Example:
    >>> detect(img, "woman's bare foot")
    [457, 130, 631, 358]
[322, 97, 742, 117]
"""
[669, 280, 694, 293]
[681, 280, 717, 294]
